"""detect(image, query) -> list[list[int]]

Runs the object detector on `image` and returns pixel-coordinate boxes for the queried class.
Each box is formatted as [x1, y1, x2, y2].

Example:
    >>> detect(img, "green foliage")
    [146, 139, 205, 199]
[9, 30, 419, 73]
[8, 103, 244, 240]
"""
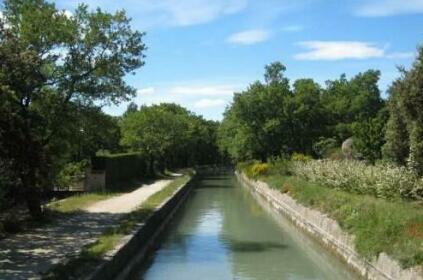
[218, 62, 386, 163]
[0, 0, 146, 217]
[71, 108, 122, 162]
[239, 159, 293, 178]
[261, 174, 423, 268]
[291, 79, 326, 154]
[383, 46, 423, 175]
[245, 163, 270, 178]
[407, 121, 423, 176]
[382, 83, 409, 165]
[352, 108, 388, 163]
[290, 153, 312, 162]
[267, 157, 292, 176]
[322, 70, 384, 141]
[56, 160, 88, 189]
[264, 62, 288, 86]
[218, 63, 294, 162]
[313, 137, 339, 158]
[120, 103, 222, 170]
[236, 160, 258, 172]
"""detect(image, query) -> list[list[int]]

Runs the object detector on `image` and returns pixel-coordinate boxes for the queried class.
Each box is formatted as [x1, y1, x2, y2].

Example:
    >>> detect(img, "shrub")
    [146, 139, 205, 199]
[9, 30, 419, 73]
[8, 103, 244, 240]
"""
[291, 153, 312, 162]
[236, 160, 258, 172]
[268, 157, 292, 176]
[313, 137, 339, 158]
[291, 160, 423, 200]
[56, 160, 88, 189]
[251, 163, 269, 177]
[242, 162, 269, 179]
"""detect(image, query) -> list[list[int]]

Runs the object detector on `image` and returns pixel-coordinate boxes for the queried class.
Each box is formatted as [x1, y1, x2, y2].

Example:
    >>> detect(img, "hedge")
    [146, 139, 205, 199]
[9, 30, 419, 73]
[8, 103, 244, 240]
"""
[92, 153, 150, 191]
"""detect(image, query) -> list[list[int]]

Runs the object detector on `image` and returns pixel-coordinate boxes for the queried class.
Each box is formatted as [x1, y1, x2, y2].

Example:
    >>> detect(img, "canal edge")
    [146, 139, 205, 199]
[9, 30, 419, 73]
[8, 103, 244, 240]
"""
[235, 171, 423, 280]
[86, 172, 198, 280]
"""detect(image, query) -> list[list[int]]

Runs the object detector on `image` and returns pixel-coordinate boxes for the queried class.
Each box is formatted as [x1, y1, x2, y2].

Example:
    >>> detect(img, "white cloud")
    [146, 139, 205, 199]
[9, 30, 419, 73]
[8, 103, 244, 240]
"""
[169, 85, 236, 97]
[281, 25, 303, 32]
[0, 11, 10, 29]
[103, 82, 243, 120]
[226, 29, 271, 45]
[57, 0, 247, 27]
[137, 87, 155, 95]
[194, 98, 226, 109]
[386, 52, 416, 59]
[294, 41, 385, 60]
[356, 0, 423, 17]
[63, 10, 73, 18]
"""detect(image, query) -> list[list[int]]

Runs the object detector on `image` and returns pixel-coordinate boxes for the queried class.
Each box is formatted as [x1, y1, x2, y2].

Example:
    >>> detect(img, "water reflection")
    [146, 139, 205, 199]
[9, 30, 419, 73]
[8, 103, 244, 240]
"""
[136, 174, 357, 280]
[225, 239, 288, 252]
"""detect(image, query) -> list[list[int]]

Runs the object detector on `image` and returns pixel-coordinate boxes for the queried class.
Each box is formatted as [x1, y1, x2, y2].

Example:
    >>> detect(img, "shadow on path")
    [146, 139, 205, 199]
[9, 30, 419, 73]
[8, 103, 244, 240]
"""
[0, 211, 122, 279]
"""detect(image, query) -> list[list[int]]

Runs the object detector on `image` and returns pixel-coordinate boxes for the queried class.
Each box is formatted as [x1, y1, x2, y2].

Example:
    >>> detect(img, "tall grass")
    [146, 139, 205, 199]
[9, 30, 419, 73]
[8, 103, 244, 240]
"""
[292, 160, 423, 200]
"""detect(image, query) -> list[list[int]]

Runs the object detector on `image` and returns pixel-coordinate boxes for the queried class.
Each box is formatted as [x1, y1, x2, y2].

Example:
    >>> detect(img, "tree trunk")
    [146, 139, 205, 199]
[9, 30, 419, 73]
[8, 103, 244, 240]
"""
[149, 155, 155, 176]
[22, 169, 43, 220]
[25, 187, 43, 220]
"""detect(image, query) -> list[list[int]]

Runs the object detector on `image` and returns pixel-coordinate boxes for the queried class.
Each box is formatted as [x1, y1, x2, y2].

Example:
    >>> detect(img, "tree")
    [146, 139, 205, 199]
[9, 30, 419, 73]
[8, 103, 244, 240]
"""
[291, 79, 326, 155]
[120, 105, 187, 172]
[0, 0, 146, 218]
[218, 61, 388, 163]
[383, 46, 423, 175]
[218, 62, 292, 162]
[70, 107, 122, 161]
[352, 108, 388, 164]
[264, 62, 288, 86]
[120, 103, 222, 171]
[124, 102, 138, 116]
[382, 79, 409, 165]
[322, 70, 384, 142]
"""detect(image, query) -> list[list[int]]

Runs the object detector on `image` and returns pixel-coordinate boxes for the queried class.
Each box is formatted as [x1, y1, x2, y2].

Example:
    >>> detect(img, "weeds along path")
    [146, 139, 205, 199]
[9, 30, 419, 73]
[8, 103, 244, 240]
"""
[0, 179, 172, 280]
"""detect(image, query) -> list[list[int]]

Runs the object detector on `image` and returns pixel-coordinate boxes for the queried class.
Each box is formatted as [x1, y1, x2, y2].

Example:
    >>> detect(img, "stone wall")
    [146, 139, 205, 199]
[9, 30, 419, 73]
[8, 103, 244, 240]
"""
[236, 172, 422, 280]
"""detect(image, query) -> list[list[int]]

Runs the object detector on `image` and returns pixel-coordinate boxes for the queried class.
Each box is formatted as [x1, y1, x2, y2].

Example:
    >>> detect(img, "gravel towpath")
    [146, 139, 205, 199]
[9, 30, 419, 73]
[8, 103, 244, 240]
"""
[0, 179, 172, 280]
[85, 180, 171, 214]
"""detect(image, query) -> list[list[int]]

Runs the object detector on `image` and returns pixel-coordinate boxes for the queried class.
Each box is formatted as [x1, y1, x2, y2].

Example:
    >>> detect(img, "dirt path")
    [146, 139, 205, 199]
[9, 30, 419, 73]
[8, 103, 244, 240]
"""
[0, 179, 172, 280]
[85, 180, 171, 214]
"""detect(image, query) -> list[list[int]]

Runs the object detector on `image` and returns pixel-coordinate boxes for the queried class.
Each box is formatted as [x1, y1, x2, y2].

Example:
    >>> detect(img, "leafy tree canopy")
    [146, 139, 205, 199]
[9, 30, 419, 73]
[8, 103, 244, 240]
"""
[0, 0, 146, 218]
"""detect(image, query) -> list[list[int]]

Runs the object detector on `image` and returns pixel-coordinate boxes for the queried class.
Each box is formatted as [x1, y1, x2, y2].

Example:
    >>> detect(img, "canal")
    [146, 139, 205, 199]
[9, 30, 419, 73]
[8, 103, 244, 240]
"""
[134, 173, 357, 279]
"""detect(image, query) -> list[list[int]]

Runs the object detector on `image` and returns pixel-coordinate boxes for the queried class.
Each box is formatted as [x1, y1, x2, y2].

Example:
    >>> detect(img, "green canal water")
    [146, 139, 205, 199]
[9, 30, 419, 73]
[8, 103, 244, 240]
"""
[136, 174, 358, 279]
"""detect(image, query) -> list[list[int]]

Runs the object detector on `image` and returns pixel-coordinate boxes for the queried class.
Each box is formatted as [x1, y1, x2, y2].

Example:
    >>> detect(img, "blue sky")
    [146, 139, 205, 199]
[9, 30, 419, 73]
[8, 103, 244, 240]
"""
[53, 0, 423, 120]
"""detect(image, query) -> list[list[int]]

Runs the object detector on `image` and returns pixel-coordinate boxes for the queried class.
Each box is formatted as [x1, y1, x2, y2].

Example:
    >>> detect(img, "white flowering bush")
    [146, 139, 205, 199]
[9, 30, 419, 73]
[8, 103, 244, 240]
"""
[291, 160, 423, 200]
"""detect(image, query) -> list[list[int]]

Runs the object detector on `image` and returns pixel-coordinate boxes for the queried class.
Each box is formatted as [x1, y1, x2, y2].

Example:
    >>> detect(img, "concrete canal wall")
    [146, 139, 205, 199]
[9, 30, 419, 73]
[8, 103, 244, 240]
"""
[236, 172, 423, 280]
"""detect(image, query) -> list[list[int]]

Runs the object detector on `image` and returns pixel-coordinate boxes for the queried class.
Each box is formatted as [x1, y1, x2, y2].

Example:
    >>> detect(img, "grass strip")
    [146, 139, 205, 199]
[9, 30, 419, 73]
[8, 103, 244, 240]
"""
[48, 193, 120, 213]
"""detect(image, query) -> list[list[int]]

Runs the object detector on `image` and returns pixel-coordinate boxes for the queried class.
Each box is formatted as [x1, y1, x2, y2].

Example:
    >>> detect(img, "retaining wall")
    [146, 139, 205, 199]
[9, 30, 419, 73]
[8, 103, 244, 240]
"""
[236, 172, 422, 280]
